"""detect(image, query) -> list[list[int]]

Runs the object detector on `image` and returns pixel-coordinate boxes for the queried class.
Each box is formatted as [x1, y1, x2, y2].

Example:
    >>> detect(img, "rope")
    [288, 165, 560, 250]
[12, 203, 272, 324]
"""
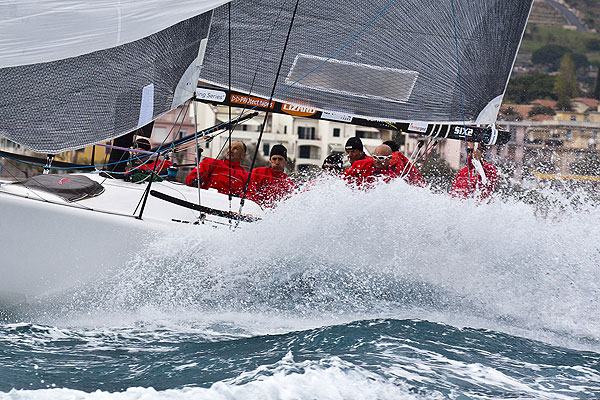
[193, 96, 203, 216]
[228, 1, 233, 222]
[399, 140, 424, 179]
[135, 99, 192, 218]
[415, 139, 439, 165]
[450, 0, 471, 193]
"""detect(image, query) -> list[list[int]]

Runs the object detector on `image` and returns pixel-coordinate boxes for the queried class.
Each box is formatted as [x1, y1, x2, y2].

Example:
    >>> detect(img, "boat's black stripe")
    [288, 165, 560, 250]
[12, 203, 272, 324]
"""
[149, 190, 260, 223]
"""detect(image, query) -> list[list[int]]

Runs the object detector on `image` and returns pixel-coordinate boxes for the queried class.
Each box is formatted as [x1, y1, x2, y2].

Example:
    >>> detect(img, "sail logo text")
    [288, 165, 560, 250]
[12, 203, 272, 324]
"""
[408, 122, 428, 133]
[453, 126, 474, 137]
[231, 94, 274, 109]
[195, 88, 226, 103]
[282, 103, 317, 117]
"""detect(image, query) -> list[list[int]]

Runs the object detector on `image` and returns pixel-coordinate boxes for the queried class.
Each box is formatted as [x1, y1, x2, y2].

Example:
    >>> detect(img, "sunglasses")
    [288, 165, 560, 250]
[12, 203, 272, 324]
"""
[372, 155, 392, 161]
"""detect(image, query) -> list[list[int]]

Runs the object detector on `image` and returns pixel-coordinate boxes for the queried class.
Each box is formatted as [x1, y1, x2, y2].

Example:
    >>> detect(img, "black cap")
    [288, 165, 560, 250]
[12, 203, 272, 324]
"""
[270, 144, 288, 160]
[345, 136, 363, 151]
[382, 140, 399, 152]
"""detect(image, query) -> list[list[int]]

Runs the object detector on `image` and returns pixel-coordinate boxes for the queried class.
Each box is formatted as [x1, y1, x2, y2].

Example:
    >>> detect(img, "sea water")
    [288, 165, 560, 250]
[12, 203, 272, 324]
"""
[1, 177, 599, 399]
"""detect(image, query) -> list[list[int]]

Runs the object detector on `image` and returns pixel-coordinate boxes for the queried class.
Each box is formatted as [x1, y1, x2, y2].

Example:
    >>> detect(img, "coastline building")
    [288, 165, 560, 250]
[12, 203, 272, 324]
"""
[399, 97, 600, 179]
[493, 98, 600, 179]
[151, 102, 388, 174]
[4, 96, 598, 182]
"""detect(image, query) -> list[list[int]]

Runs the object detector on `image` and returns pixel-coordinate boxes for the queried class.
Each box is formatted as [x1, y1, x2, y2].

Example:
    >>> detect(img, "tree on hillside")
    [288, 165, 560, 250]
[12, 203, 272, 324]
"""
[586, 38, 600, 51]
[528, 105, 556, 117]
[531, 44, 568, 68]
[554, 54, 578, 110]
[505, 74, 556, 104]
[568, 53, 589, 71]
[531, 44, 589, 71]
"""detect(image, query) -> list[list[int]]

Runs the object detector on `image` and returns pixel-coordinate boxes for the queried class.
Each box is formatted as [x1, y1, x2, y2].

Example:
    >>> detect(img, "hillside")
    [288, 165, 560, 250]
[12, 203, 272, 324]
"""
[564, 0, 600, 31]
[504, 0, 600, 104]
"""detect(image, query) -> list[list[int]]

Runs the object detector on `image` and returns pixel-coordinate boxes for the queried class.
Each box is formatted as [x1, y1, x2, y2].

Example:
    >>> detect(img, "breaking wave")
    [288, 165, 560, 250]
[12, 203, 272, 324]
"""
[35, 176, 600, 350]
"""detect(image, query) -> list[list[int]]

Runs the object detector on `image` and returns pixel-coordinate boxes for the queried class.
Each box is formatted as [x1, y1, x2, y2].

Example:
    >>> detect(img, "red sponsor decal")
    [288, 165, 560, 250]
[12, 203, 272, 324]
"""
[281, 103, 317, 117]
[230, 94, 274, 109]
[56, 178, 70, 185]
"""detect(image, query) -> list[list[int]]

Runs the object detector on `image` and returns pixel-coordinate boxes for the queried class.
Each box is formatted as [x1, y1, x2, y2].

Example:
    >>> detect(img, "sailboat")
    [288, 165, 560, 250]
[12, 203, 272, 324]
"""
[0, 0, 534, 307]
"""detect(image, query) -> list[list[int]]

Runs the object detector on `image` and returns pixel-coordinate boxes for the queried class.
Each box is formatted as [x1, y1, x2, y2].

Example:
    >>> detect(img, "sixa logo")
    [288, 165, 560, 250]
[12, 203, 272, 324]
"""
[282, 103, 317, 117]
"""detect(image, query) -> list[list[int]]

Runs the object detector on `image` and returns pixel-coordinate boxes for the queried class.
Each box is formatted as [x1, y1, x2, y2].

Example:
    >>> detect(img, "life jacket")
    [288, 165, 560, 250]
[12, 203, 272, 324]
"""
[343, 158, 399, 188]
[247, 167, 296, 208]
[450, 159, 498, 200]
[389, 152, 425, 187]
[185, 158, 249, 196]
[349, 154, 372, 167]
[136, 159, 172, 175]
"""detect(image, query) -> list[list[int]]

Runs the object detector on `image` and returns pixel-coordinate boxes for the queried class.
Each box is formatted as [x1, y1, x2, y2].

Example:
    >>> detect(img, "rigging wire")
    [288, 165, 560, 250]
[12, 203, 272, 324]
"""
[450, 0, 472, 193]
[236, 0, 301, 224]
[185, 0, 287, 214]
[135, 98, 192, 219]
[227, 1, 233, 223]
[193, 95, 203, 217]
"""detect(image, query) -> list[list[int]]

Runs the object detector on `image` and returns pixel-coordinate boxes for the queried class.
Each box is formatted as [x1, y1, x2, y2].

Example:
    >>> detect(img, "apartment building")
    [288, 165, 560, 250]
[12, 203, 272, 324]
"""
[151, 103, 387, 174]
[493, 99, 600, 178]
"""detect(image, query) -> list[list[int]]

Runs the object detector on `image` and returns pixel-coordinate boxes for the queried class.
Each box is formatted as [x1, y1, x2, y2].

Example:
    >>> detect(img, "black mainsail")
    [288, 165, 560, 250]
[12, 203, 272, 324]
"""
[199, 0, 534, 131]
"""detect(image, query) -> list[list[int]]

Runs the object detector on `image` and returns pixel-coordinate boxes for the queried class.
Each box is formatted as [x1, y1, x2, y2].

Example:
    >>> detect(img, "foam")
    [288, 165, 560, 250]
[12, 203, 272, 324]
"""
[1, 354, 438, 400]
[36, 177, 600, 349]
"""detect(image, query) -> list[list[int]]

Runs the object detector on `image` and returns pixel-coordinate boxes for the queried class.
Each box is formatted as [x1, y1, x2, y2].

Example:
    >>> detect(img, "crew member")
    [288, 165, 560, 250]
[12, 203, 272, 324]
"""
[126, 137, 172, 181]
[450, 142, 498, 200]
[345, 136, 371, 166]
[185, 140, 249, 196]
[383, 140, 425, 187]
[247, 144, 296, 208]
[344, 144, 398, 188]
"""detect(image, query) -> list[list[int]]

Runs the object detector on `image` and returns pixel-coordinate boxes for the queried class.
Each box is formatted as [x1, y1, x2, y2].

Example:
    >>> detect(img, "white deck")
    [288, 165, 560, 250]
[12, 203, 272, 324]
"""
[0, 173, 262, 305]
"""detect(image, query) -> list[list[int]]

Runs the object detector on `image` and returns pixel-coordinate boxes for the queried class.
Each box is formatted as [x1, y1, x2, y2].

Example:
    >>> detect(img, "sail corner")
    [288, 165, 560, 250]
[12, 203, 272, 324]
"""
[475, 95, 503, 125]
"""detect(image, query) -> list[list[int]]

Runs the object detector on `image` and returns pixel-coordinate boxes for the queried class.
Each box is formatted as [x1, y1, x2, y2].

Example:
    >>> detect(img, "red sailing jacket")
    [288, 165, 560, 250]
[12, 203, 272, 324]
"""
[185, 158, 249, 196]
[343, 158, 399, 188]
[450, 160, 498, 200]
[247, 167, 296, 208]
[389, 152, 426, 187]
[136, 159, 172, 174]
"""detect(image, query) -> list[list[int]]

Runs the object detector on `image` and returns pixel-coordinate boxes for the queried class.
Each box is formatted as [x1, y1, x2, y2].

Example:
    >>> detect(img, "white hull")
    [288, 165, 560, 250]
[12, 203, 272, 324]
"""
[0, 173, 262, 306]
